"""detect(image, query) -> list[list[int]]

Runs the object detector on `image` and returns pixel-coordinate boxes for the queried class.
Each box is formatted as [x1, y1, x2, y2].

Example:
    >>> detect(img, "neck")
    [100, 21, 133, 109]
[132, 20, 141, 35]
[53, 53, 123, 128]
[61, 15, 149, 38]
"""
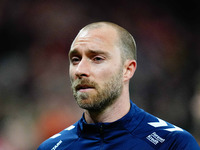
[84, 89, 131, 124]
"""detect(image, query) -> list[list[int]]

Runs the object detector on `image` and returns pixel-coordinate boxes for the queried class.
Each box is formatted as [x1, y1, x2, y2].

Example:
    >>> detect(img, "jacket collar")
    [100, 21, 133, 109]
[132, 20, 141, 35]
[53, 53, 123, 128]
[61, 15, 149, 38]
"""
[77, 100, 145, 138]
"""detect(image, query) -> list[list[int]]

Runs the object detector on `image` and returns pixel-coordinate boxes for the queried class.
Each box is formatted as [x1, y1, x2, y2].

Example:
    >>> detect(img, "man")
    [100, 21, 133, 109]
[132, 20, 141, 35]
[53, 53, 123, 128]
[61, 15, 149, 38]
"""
[38, 22, 199, 149]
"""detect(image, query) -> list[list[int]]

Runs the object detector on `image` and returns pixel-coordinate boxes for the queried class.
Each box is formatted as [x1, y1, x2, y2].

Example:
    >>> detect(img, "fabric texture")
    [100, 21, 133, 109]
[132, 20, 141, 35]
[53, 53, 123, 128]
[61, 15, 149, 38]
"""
[38, 101, 200, 150]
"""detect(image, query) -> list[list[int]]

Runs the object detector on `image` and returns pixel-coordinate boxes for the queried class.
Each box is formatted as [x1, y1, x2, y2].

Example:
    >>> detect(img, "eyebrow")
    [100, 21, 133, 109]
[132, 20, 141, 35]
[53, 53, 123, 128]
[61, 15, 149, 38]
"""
[88, 49, 110, 57]
[69, 49, 111, 58]
[68, 49, 79, 58]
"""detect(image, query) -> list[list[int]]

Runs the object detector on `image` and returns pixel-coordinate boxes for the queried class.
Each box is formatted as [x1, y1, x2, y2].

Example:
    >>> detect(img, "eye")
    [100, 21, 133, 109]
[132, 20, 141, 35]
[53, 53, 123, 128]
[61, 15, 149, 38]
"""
[71, 56, 80, 65]
[92, 56, 104, 63]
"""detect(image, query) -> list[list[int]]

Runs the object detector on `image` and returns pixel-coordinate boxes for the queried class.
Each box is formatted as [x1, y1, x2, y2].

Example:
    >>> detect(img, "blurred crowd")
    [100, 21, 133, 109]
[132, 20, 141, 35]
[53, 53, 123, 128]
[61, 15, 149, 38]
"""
[0, 0, 199, 149]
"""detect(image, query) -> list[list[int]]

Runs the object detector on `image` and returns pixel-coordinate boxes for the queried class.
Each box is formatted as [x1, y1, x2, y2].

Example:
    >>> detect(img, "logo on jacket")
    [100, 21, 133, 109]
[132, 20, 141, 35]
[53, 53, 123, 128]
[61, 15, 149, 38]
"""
[51, 140, 63, 150]
[148, 118, 183, 132]
[146, 132, 165, 145]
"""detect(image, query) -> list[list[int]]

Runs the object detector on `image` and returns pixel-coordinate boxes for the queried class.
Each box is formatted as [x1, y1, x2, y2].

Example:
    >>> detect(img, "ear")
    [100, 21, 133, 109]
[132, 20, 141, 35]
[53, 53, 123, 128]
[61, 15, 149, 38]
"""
[123, 60, 137, 82]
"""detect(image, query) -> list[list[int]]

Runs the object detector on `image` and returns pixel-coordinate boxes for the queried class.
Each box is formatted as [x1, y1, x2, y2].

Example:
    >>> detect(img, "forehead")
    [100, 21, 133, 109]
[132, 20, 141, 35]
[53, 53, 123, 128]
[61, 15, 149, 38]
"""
[70, 26, 119, 52]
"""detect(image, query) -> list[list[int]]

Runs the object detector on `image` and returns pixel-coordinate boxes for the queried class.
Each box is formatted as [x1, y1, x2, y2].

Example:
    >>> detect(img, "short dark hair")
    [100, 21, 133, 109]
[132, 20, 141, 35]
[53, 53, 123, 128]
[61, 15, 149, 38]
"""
[81, 22, 137, 62]
[116, 25, 137, 62]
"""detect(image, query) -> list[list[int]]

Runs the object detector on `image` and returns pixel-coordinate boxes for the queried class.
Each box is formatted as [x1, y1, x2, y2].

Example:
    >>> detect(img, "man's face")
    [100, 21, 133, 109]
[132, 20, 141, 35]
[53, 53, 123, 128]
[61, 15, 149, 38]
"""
[69, 27, 124, 112]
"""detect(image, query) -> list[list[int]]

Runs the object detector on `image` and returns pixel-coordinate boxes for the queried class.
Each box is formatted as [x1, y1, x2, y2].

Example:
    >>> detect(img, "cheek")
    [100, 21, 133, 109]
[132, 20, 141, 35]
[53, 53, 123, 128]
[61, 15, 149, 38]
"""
[69, 67, 75, 80]
[93, 65, 117, 80]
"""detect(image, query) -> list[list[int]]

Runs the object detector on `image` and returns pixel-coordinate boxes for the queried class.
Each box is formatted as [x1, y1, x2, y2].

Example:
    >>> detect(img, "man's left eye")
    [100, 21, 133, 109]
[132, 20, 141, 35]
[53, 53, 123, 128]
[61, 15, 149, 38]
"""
[93, 56, 104, 62]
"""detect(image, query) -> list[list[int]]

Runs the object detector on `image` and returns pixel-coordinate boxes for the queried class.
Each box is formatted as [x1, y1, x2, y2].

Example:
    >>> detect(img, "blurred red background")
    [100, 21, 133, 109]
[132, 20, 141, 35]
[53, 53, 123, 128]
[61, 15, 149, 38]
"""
[0, 0, 199, 149]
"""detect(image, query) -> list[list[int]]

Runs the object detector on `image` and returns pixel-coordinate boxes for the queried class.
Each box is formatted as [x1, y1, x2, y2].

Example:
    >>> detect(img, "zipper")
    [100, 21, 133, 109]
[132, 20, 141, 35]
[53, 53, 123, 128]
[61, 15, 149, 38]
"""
[99, 124, 104, 150]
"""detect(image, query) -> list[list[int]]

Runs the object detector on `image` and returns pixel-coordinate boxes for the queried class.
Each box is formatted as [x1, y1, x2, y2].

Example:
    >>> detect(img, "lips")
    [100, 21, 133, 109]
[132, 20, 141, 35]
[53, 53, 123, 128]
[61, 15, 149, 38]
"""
[76, 84, 95, 91]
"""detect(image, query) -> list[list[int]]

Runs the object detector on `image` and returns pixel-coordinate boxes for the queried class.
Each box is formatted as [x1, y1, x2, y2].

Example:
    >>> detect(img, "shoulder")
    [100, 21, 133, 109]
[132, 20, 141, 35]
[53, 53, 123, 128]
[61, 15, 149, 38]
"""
[37, 122, 79, 150]
[167, 129, 200, 149]
[130, 106, 199, 149]
[146, 117, 199, 149]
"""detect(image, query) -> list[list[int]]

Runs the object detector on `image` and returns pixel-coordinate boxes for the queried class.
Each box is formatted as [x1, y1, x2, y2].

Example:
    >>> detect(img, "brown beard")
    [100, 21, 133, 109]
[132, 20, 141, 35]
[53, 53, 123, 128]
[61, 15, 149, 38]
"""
[70, 69, 123, 112]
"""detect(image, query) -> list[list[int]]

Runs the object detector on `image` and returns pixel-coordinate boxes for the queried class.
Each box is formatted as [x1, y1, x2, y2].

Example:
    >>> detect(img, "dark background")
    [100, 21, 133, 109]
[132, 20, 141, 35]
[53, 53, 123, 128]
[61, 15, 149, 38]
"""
[0, 0, 199, 149]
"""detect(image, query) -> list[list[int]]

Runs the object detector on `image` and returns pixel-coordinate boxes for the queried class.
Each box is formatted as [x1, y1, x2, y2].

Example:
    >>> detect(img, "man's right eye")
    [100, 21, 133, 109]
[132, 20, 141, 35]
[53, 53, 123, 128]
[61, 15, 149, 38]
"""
[71, 57, 80, 64]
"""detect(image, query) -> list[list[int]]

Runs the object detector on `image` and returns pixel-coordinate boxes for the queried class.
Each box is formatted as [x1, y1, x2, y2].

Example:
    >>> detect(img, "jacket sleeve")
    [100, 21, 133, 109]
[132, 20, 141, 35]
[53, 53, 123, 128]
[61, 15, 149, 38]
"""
[172, 131, 200, 150]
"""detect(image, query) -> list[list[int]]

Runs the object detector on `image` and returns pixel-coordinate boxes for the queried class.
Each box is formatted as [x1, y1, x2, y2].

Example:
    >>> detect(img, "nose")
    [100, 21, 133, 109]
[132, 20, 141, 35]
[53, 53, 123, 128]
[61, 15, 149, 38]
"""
[75, 58, 90, 79]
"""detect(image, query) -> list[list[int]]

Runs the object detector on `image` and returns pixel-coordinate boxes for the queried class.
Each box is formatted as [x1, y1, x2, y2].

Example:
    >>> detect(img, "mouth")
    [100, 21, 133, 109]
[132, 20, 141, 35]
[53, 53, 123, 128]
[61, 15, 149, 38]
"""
[76, 84, 95, 92]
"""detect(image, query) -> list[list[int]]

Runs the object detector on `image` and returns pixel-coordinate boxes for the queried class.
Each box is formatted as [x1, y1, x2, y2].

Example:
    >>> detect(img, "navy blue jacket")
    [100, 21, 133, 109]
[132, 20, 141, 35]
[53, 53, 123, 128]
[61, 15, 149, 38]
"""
[38, 101, 199, 149]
